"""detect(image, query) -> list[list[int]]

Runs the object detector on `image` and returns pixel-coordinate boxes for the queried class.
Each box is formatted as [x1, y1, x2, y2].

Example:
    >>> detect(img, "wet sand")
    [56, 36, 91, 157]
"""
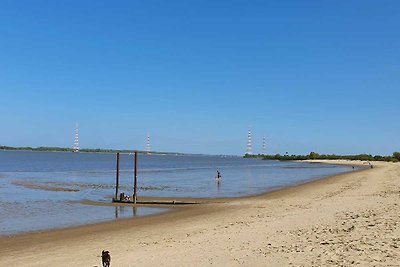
[1, 160, 399, 266]
[12, 181, 80, 192]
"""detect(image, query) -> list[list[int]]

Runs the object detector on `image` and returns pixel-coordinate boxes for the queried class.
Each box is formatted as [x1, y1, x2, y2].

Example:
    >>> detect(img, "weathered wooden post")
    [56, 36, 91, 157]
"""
[115, 152, 120, 200]
[134, 151, 138, 204]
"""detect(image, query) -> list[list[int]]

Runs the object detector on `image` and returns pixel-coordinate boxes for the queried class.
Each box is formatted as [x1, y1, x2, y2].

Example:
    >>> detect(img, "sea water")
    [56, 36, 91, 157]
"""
[0, 151, 354, 235]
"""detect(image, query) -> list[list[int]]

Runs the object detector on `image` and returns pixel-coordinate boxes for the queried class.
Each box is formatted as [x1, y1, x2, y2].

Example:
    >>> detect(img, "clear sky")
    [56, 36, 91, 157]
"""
[0, 0, 399, 155]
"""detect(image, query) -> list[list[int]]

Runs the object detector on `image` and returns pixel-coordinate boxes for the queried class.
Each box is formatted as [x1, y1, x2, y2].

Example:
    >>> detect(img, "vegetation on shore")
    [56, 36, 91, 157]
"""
[0, 145, 184, 155]
[2, 145, 399, 162]
[245, 152, 400, 162]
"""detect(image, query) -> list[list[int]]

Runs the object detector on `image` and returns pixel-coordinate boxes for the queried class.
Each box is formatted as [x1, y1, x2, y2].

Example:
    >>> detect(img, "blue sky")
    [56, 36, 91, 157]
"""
[0, 0, 399, 155]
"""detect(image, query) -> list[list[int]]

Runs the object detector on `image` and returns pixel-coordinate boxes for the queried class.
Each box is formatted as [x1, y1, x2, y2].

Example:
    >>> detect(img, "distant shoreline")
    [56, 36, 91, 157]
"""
[0, 145, 185, 155]
[0, 146, 238, 157]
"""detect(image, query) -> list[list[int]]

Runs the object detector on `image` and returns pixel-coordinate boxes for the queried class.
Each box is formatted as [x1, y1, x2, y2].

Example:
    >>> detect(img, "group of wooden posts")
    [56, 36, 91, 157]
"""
[114, 151, 138, 204]
[113, 152, 198, 206]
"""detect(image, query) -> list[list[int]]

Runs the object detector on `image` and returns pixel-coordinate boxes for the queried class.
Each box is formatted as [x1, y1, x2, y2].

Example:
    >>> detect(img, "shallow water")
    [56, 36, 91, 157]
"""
[0, 151, 355, 235]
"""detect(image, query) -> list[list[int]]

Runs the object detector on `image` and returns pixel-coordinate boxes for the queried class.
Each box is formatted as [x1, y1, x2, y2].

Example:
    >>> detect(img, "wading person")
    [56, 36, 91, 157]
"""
[215, 170, 221, 183]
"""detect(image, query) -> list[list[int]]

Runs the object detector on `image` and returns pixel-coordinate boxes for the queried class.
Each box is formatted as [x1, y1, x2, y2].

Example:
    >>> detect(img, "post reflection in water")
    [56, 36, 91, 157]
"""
[114, 205, 138, 219]
[133, 206, 137, 217]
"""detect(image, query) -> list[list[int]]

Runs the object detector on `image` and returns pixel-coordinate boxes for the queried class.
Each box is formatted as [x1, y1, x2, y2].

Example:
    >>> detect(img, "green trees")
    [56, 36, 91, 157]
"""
[309, 152, 319, 160]
[252, 152, 400, 162]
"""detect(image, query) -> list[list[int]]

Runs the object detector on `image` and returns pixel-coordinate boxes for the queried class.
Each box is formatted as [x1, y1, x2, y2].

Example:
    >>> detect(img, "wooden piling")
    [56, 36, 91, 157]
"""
[134, 151, 138, 204]
[115, 152, 120, 200]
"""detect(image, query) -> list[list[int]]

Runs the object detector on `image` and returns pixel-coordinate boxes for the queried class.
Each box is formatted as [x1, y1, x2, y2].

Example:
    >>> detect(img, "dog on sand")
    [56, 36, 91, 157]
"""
[101, 250, 111, 267]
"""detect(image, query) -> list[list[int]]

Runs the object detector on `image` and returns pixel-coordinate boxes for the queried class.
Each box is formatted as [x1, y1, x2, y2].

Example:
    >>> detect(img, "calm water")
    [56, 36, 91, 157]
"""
[0, 151, 354, 235]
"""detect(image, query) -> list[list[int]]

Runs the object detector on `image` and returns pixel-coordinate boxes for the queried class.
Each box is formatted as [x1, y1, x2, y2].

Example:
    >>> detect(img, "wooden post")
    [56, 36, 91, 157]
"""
[115, 152, 120, 200]
[134, 151, 138, 204]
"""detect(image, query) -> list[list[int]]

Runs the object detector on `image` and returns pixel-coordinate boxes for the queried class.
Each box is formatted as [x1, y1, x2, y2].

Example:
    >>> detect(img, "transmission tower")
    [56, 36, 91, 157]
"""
[262, 136, 266, 155]
[246, 128, 253, 155]
[73, 123, 79, 153]
[145, 133, 151, 154]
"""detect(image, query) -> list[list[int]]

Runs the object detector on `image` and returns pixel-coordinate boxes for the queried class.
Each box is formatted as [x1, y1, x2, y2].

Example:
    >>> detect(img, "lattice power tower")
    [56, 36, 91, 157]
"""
[145, 133, 151, 154]
[246, 128, 253, 155]
[73, 123, 79, 153]
[262, 136, 266, 155]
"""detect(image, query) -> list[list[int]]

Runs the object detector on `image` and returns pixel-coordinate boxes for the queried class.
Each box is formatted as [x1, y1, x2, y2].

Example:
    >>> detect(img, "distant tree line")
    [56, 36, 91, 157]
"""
[0, 146, 73, 152]
[0, 145, 183, 155]
[244, 152, 400, 162]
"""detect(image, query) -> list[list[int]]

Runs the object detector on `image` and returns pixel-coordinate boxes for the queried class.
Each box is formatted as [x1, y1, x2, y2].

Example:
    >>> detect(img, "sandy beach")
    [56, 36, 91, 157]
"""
[1, 160, 399, 266]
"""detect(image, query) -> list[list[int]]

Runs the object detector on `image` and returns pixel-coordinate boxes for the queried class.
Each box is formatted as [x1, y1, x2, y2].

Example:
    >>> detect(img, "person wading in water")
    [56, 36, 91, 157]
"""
[215, 170, 221, 184]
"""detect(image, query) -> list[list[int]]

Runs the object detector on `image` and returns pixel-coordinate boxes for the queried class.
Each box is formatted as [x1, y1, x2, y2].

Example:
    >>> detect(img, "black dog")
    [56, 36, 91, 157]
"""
[101, 250, 111, 267]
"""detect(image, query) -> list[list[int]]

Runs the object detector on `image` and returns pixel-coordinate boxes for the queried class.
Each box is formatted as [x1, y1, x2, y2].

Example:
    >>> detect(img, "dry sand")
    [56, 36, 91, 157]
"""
[1, 160, 399, 266]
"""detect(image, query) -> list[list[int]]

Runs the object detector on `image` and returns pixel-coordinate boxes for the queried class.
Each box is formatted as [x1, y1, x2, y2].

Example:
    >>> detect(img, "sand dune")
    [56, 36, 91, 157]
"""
[1, 160, 399, 266]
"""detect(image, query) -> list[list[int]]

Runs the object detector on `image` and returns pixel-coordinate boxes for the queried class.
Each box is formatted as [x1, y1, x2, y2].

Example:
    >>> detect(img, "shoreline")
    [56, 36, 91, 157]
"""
[2, 160, 398, 266]
[0, 161, 364, 238]
[1, 161, 364, 237]
[0, 148, 238, 157]
[2, 161, 361, 238]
